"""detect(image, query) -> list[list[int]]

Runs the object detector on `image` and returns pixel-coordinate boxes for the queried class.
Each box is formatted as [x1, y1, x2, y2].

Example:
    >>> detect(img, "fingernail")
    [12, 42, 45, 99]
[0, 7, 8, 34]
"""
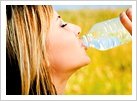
[120, 12, 125, 18]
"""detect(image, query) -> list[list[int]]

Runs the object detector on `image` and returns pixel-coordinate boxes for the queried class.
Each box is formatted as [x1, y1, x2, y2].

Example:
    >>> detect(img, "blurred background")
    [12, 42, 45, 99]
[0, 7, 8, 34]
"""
[54, 5, 132, 95]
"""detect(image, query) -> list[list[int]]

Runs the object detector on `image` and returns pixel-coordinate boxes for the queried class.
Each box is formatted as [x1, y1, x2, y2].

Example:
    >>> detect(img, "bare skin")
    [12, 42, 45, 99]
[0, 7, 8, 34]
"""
[120, 8, 132, 35]
[47, 11, 90, 94]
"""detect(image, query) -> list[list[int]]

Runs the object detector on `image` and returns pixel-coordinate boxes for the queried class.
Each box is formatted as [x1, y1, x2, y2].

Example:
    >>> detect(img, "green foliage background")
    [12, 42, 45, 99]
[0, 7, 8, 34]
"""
[57, 8, 132, 95]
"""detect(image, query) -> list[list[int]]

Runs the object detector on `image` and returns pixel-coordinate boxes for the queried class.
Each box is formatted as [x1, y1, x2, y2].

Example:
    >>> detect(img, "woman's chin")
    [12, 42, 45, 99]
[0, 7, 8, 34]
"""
[77, 56, 91, 68]
[83, 56, 91, 66]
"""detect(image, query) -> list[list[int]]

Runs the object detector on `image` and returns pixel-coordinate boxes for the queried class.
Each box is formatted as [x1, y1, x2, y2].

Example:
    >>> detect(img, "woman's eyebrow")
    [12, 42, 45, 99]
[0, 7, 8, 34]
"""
[57, 16, 61, 21]
[58, 16, 61, 18]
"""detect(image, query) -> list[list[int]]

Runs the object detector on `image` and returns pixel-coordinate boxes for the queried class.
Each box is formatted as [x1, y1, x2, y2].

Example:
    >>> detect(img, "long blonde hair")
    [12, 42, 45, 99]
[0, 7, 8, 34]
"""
[6, 5, 56, 94]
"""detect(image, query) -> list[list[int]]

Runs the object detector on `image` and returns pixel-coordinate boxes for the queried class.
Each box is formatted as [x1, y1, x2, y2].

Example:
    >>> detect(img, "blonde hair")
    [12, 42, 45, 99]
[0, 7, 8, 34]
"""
[6, 5, 56, 94]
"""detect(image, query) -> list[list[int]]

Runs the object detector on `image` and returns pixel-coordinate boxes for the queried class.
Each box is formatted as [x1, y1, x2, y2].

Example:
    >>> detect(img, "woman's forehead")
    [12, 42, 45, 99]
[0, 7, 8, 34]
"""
[52, 10, 60, 22]
[53, 10, 59, 17]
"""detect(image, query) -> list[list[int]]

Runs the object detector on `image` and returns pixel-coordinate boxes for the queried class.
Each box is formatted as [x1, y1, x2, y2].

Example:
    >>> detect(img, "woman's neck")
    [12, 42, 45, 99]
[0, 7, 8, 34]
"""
[50, 69, 74, 94]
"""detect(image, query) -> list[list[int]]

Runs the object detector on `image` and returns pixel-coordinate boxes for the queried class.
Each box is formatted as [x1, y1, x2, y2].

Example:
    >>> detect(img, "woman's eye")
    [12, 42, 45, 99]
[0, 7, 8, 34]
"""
[60, 20, 67, 28]
[61, 23, 67, 27]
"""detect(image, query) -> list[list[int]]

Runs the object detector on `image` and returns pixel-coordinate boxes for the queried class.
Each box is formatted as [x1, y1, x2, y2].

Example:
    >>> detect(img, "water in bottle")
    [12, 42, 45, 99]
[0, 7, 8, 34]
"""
[81, 17, 132, 51]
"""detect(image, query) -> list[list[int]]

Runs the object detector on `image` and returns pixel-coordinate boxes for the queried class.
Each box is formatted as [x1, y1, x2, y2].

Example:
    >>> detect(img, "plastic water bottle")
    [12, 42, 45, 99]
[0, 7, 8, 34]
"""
[81, 17, 132, 51]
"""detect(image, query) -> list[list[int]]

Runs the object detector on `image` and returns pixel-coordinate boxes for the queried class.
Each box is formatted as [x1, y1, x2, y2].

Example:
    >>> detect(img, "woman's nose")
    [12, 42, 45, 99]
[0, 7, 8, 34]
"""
[67, 23, 81, 36]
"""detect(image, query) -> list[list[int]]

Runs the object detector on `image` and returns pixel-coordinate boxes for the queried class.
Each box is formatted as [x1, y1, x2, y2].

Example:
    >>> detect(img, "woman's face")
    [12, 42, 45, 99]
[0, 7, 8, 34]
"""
[46, 10, 90, 73]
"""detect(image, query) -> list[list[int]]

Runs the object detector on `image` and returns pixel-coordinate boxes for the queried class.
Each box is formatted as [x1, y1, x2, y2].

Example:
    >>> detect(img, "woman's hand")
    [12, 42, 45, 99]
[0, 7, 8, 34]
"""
[120, 8, 132, 35]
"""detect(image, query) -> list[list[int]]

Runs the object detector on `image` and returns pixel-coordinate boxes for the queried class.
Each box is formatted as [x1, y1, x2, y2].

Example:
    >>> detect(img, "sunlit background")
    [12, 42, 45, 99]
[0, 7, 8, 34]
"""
[54, 5, 132, 95]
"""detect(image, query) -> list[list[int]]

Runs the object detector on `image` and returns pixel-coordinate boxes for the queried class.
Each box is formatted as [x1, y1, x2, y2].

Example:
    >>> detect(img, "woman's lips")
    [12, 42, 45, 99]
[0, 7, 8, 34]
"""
[79, 38, 87, 50]
[76, 35, 87, 50]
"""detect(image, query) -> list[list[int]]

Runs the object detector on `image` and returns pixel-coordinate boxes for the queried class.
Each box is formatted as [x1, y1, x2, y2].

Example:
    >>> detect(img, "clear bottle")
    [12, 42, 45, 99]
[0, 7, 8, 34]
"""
[81, 17, 132, 51]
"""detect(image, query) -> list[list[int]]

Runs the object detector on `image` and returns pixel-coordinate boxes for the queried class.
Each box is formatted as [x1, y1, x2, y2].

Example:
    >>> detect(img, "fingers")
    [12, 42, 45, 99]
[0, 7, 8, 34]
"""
[126, 8, 132, 21]
[120, 9, 132, 35]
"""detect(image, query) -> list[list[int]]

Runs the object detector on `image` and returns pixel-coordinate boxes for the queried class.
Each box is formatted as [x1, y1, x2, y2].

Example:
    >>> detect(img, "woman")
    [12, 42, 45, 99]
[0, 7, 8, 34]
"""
[6, 5, 132, 95]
